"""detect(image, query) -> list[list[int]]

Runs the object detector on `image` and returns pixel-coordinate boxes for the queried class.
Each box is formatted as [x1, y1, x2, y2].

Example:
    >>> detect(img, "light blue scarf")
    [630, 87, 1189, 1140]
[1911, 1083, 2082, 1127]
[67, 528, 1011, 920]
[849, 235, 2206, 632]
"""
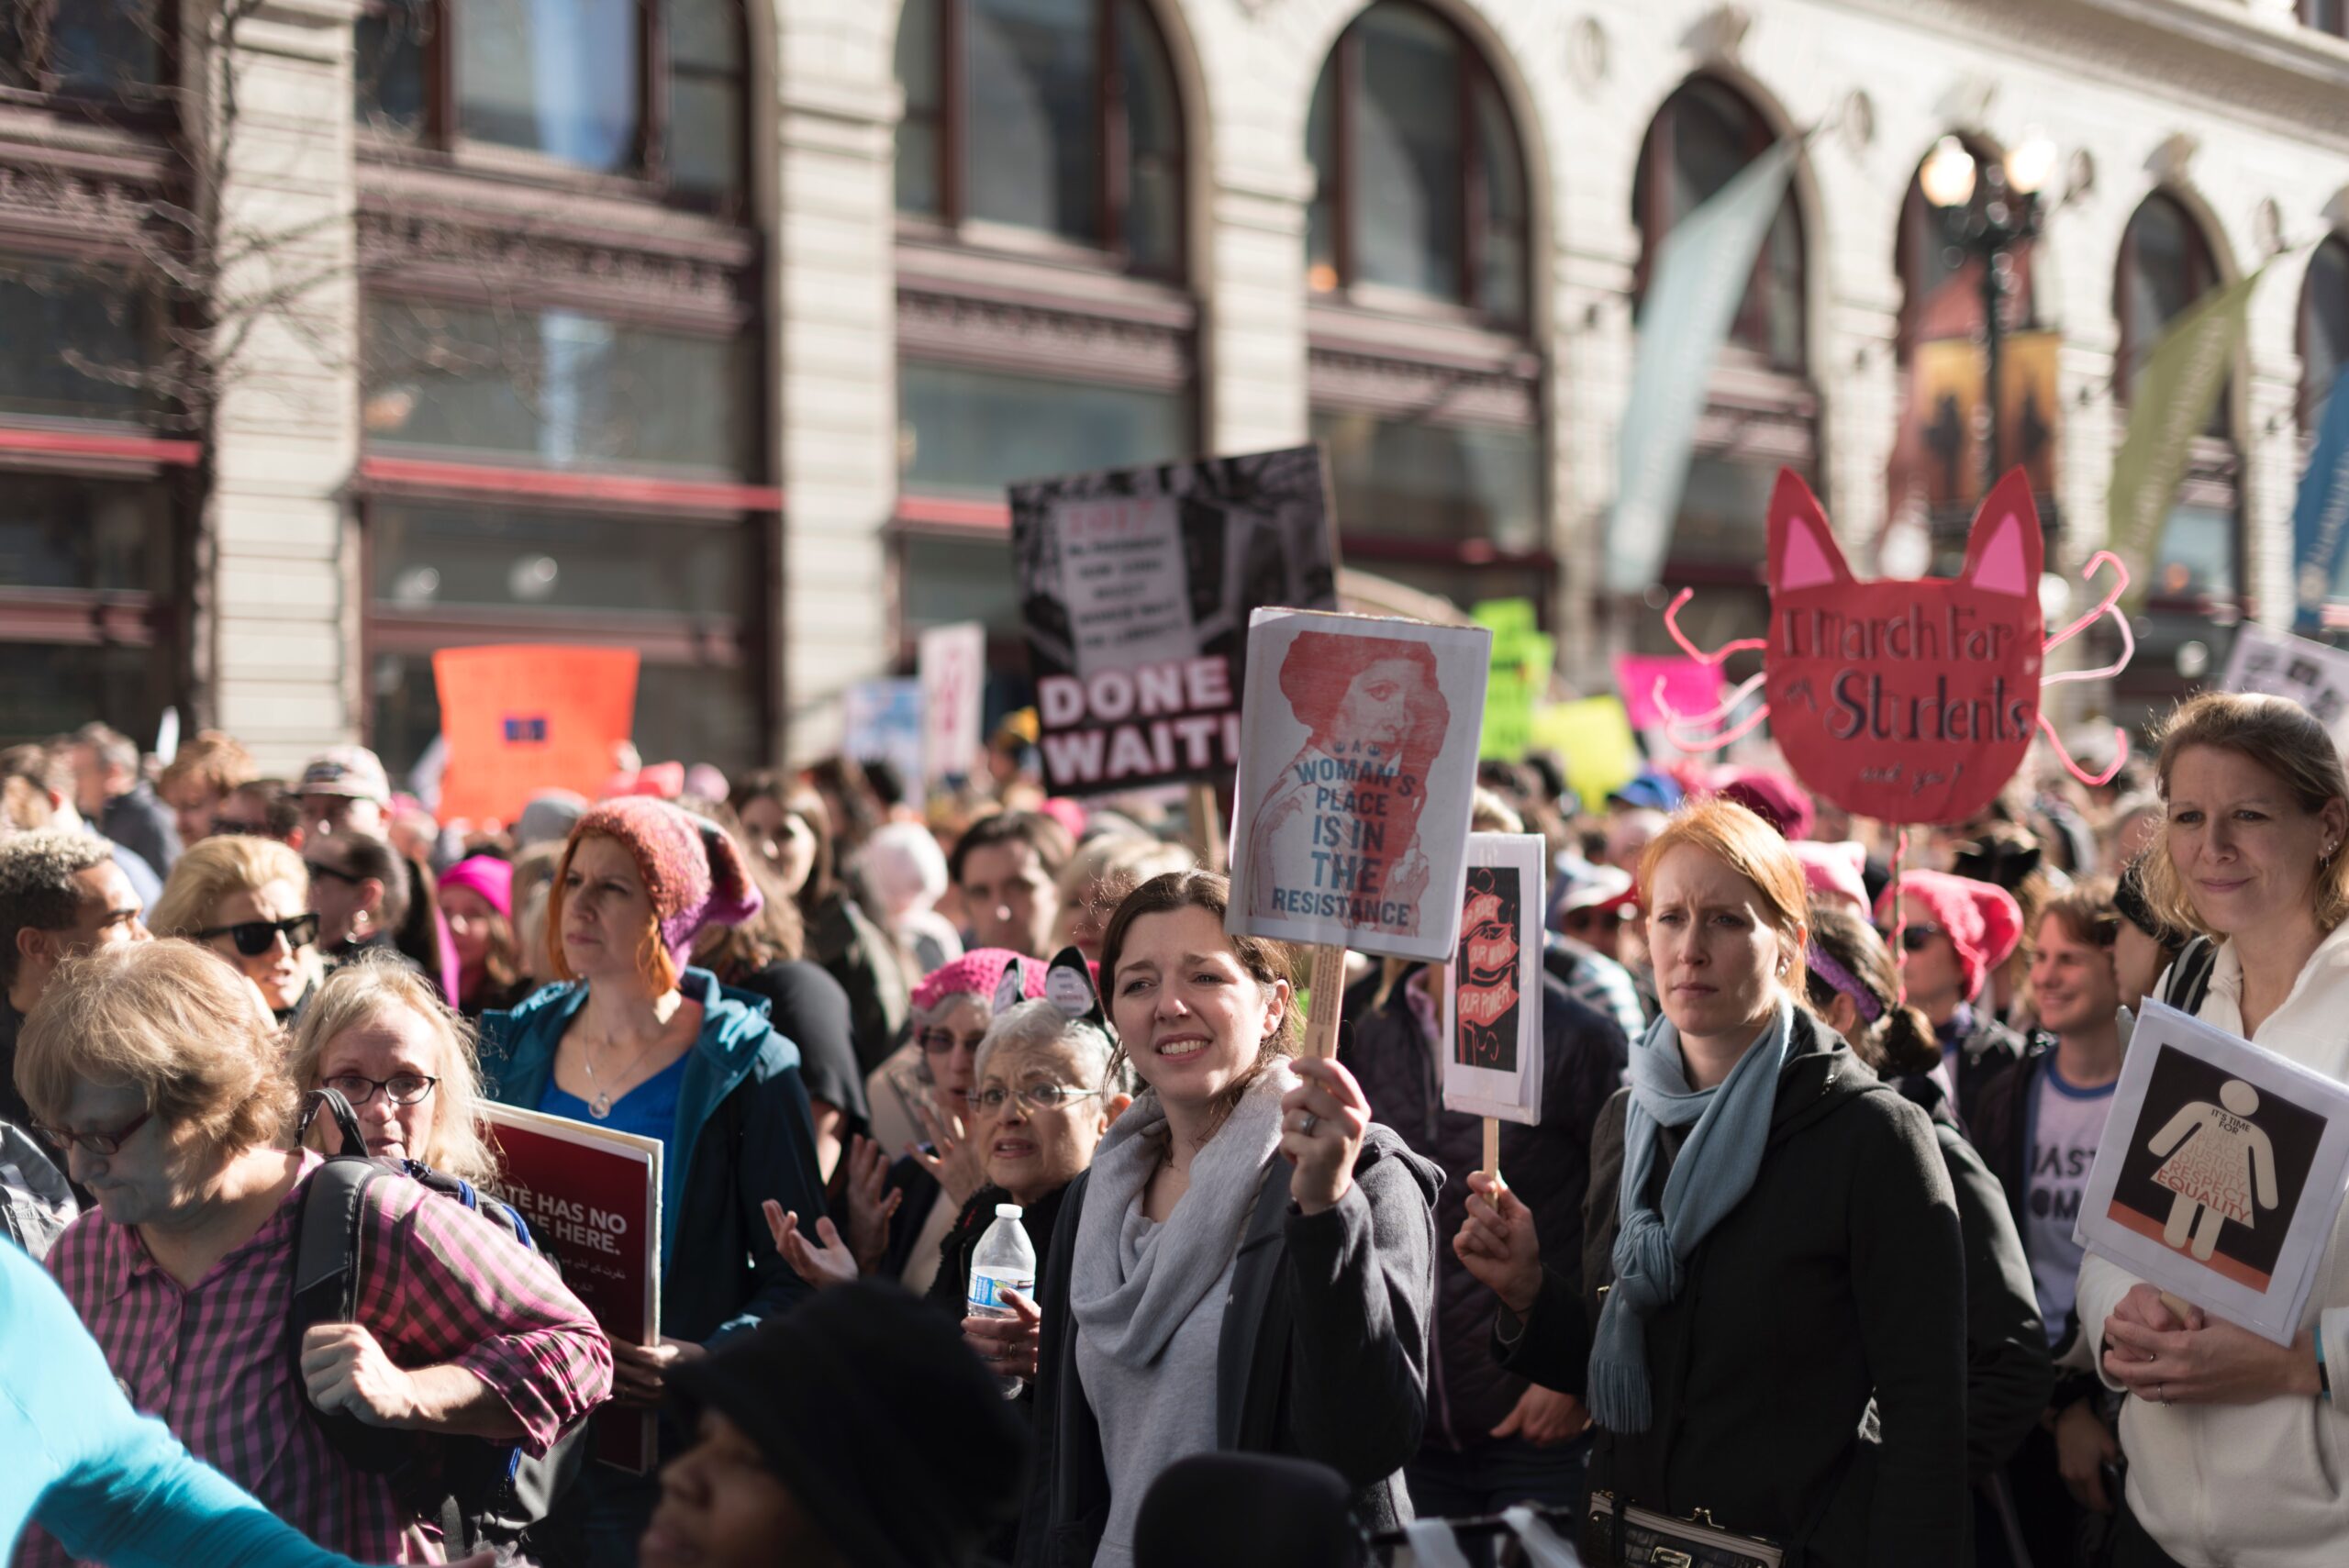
[1586, 1000, 1793, 1432]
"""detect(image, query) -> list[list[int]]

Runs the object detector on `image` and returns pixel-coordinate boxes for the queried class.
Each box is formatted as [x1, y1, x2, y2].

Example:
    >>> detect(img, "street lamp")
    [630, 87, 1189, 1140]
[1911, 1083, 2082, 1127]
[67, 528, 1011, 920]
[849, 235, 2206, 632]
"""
[1920, 133, 2057, 484]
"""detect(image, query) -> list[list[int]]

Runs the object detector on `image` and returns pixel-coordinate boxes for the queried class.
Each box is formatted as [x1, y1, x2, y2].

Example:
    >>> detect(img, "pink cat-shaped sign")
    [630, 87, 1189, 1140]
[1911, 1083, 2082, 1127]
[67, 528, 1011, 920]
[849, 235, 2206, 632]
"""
[1652, 467, 2130, 826]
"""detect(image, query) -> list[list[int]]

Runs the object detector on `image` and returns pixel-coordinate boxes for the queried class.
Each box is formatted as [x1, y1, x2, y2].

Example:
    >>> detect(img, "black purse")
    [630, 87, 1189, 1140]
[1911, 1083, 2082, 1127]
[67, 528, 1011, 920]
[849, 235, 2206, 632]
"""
[1582, 1489, 1784, 1568]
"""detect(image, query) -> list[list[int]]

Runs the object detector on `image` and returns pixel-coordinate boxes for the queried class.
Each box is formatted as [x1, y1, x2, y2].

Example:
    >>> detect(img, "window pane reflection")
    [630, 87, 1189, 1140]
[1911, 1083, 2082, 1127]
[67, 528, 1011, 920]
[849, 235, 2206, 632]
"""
[1119, 0, 1182, 273]
[895, 0, 943, 216]
[0, 476, 166, 593]
[1312, 408, 1541, 552]
[898, 361, 1188, 497]
[1473, 74, 1526, 321]
[900, 534, 1022, 639]
[668, 0, 741, 197]
[363, 300, 752, 475]
[2301, 241, 2346, 433]
[0, 256, 150, 424]
[458, 0, 640, 172]
[966, 0, 1097, 242]
[6, 1, 159, 95]
[2155, 503, 2236, 601]
[370, 505, 752, 617]
[1352, 6, 1461, 301]
[356, 0, 429, 133]
[0, 644, 156, 748]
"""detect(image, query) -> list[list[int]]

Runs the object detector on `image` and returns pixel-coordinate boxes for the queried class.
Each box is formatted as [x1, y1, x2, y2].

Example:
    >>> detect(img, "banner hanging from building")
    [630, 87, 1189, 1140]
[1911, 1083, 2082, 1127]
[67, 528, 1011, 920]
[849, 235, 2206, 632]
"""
[1008, 445, 1339, 794]
[1606, 134, 1807, 595]
[2291, 369, 2349, 632]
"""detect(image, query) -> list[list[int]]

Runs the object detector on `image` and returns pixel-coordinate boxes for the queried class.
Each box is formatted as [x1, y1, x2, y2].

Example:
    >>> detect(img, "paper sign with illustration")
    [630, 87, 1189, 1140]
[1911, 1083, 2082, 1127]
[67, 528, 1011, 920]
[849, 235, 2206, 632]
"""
[432, 646, 640, 825]
[480, 1104, 662, 1471]
[844, 678, 925, 793]
[918, 621, 987, 784]
[1442, 833, 1546, 1125]
[1008, 445, 1339, 794]
[1227, 608, 1491, 962]
[2221, 622, 2349, 748]
[2076, 999, 2349, 1346]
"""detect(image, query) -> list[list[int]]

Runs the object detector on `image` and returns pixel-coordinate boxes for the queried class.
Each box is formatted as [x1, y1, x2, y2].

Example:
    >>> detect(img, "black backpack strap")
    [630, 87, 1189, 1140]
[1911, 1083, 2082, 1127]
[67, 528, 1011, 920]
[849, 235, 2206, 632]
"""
[296, 1085, 369, 1162]
[287, 1089, 416, 1477]
[2163, 936, 2217, 1015]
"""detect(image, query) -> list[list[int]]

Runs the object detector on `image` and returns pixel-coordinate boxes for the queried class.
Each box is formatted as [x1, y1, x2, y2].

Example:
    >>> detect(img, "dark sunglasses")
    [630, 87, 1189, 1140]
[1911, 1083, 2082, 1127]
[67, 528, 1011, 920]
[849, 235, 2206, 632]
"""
[306, 861, 362, 885]
[34, 1107, 154, 1156]
[194, 912, 319, 956]
[1894, 925, 1944, 953]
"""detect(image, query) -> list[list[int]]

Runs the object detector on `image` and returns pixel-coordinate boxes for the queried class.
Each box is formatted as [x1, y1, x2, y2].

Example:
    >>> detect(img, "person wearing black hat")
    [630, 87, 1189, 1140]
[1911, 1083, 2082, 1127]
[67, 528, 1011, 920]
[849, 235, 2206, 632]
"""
[645, 1279, 1027, 1568]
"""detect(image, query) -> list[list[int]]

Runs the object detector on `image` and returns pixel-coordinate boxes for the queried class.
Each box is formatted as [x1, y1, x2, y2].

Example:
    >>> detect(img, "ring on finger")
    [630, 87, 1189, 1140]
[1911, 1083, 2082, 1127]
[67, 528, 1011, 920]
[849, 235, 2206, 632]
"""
[1297, 1111, 1318, 1135]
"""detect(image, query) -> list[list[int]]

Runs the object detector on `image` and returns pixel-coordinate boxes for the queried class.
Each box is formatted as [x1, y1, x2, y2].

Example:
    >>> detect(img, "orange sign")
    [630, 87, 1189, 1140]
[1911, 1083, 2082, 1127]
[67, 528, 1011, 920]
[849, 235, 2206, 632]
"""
[432, 646, 640, 825]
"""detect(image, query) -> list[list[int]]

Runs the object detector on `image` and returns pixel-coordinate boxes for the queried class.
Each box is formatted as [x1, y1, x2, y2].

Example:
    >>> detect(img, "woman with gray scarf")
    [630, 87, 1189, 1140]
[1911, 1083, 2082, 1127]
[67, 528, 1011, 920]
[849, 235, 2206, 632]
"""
[1455, 798, 1967, 1565]
[1018, 870, 1441, 1568]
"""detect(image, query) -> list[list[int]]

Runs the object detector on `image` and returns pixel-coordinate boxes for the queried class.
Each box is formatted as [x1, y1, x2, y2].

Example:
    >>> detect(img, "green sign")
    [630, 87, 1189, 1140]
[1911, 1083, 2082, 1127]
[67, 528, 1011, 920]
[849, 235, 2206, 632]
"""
[1473, 599, 1551, 761]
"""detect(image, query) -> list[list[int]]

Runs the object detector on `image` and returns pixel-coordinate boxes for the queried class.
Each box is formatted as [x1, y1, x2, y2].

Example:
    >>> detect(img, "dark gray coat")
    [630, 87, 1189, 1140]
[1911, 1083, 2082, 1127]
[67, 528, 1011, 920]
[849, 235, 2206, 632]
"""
[1017, 1121, 1442, 1568]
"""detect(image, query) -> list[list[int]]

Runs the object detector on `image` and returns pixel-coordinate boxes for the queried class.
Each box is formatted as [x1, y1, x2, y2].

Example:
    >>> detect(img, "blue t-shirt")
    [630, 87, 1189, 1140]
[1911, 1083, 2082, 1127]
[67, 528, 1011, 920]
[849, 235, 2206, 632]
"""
[539, 1050, 690, 1156]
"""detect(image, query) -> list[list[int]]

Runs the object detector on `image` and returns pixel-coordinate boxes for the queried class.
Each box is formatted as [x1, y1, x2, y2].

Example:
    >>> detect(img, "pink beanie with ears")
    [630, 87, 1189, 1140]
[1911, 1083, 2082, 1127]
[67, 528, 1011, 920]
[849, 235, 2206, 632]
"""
[569, 796, 763, 965]
[1874, 869, 2022, 1000]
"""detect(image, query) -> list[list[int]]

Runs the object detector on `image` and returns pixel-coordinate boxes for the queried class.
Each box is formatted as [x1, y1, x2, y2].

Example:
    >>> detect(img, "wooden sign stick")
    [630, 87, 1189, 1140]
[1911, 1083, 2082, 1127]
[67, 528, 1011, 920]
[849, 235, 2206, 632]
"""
[1303, 943, 1347, 1060]
[1188, 780, 1226, 873]
[1484, 1118, 1502, 1188]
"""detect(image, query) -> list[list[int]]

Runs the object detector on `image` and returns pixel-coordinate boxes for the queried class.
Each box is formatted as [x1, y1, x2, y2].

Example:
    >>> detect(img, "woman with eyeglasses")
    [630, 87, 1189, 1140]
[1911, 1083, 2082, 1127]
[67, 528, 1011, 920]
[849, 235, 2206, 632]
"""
[287, 958, 499, 1190]
[148, 835, 324, 1023]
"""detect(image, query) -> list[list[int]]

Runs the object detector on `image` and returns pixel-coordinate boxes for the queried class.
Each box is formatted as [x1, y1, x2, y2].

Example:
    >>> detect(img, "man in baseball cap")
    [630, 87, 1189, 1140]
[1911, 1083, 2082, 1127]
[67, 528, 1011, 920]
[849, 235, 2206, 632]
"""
[296, 745, 392, 836]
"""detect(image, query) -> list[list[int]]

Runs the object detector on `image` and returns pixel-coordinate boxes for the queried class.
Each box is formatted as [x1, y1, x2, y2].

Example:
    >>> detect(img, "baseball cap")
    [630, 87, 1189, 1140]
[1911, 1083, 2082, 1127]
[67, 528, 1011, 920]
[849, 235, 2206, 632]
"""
[298, 745, 392, 806]
[1606, 769, 1683, 814]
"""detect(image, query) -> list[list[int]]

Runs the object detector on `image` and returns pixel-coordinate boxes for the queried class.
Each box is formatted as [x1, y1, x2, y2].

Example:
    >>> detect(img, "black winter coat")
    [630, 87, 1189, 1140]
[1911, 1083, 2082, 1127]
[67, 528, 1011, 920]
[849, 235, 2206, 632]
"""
[1338, 965, 1626, 1449]
[1018, 1123, 1442, 1568]
[1494, 1012, 1967, 1567]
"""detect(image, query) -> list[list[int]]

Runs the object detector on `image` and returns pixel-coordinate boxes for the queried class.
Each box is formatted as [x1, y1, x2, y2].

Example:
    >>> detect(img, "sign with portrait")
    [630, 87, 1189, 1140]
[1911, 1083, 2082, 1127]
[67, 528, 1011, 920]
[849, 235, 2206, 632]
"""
[480, 1104, 663, 1471]
[1226, 608, 1491, 962]
[2221, 622, 2349, 749]
[1008, 444, 1339, 794]
[2076, 999, 2349, 1346]
[1442, 833, 1546, 1125]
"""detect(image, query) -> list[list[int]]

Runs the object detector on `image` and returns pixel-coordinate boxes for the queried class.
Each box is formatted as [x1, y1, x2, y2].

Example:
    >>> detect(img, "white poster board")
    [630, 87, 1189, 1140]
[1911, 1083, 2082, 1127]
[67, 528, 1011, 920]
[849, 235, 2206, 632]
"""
[918, 621, 987, 785]
[1226, 608, 1491, 962]
[844, 678, 924, 792]
[2221, 622, 2349, 744]
[1442, 833, 1546, 1126]
[2076, 998, 2349, 1346]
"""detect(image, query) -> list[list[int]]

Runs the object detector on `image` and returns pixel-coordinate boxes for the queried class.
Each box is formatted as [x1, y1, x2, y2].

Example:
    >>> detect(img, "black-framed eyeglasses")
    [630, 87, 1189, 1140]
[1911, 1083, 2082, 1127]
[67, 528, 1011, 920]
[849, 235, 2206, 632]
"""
[305, 862, 362, 885]
[972, 1084, 1104, 1115]
[1896, 925, 1944, 953]
[193, 912, 319, 956]
[322, 1073, 440, 1107]
[918, 1029, 987, 1056]
[34, 1108, 155, 1156]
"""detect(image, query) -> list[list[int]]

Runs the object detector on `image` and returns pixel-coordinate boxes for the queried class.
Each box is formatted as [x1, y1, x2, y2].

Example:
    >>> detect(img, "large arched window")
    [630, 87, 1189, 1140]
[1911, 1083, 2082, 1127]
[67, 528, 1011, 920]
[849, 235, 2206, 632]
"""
[890, 0, 1197, 682]
[2117, 192, 2238, 604]
[1633, 77, 1805, 373]
[2302, 236, 2348, 436]
[354, 0, 774, 771]
[895, 0, 1184, 278]
[1303, 2, 1543, 615]
[1304, 2, 1528, 322]
[356, 0, 748, 207]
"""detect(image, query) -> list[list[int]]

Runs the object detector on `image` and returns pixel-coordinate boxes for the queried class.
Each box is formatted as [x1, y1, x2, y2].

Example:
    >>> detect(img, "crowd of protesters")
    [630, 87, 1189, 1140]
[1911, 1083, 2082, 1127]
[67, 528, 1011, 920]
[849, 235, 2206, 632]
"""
[0, 691, 2343, 1568]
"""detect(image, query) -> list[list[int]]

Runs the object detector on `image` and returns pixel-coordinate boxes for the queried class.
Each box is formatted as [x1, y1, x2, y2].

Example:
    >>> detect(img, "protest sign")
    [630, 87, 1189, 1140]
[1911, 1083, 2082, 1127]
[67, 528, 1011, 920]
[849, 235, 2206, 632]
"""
[1612, 653, 1723, 734]
[1227, 608, 1490, 966]
[2222, 621, 2349, 747]
[480, 1104, 662, 1471]
[1008, 445, 1339, 794]
[1530, 697, 1641, 808]
[1762, 466, 2043, 825]
[1442, 833, 1546, 1127]
[1473, 600, 1551, 762]
[432, 646, 640, 825]
[918, 621, 986, 785]
[844, 677, 924, 791]
[2076, 1000, 2349, 1346]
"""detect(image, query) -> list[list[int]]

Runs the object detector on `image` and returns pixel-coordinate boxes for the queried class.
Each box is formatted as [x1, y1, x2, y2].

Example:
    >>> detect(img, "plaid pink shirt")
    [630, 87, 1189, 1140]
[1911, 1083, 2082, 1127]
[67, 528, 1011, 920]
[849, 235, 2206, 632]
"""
[27, 1151, 612, 1566]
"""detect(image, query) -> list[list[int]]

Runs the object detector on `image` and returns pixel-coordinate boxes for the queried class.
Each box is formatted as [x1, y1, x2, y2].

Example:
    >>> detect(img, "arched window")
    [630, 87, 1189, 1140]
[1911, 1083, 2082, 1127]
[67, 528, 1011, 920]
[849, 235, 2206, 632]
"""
[1304, 2, 1527, 321]
[2112, 190, 2240, 709]
[356, 0, 748, 206]
[1633, 77, 1805, 373]
[2301, 236, 2349, 435]
[895, 0, 1184, 278]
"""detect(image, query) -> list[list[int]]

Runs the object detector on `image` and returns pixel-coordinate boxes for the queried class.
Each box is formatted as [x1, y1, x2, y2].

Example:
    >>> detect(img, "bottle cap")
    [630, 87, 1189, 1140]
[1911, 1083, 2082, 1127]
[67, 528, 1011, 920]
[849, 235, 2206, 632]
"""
[996, 1203, 1023, 1220]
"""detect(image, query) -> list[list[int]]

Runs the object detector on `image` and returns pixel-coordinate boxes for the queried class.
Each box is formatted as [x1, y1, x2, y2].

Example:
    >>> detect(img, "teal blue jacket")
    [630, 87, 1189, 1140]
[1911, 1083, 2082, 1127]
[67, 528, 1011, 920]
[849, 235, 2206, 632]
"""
[2, 1237, 361, 1566]
[481, 967, 825, 1345]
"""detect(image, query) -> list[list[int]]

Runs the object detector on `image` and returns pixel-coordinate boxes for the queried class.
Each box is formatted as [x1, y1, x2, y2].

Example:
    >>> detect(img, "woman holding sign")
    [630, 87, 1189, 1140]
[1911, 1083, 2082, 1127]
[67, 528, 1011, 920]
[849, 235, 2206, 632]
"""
[2078, 693, 2349, 1568]
[1454, 799, 1966, 1565]
[1019, 869, 1440, 1568]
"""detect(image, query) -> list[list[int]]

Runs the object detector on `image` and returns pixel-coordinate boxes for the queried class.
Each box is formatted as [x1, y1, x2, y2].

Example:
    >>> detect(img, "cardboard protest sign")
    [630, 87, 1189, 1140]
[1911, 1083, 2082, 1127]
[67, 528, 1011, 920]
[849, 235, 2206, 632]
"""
[2222, 622, 2349, 747]
[480, 1105, 662, 1471]
[1613, 653, 1723, 734]
[1442, 833, 1546, 1125]
[2076, 1000, 2349, 1346]
[918, 621, 986, 785]
[1008, 445, 1339, 793]
[1530, 697, 1641, 808]
[432, 646, 640, 825]
[844, 678, 924, 792]
[1473, 600, 1551, 762]
[1763, 467, 2043, 825]
[1227, 608, 1490, 963]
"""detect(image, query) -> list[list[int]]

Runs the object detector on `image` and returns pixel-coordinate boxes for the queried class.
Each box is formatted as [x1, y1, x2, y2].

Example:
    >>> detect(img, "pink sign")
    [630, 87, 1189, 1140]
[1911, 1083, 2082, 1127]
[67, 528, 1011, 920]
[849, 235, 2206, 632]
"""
[1613, 655, 1723, 732]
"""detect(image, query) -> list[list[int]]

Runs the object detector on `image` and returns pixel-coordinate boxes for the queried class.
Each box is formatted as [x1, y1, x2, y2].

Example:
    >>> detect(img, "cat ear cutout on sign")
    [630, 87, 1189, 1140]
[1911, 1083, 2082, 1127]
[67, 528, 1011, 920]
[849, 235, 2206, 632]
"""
[1042, 945, 1108, 1027]
[1767, 470, 1854, 594]
[1958, 468, 2044, 598]
[992, 959, 1028, 1017]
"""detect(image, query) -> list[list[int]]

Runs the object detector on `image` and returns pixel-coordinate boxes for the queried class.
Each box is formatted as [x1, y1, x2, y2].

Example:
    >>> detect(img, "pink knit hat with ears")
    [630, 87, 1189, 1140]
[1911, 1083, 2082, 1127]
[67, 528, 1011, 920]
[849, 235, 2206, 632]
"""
[569, 796, 763, 965]
[1874, 868, 2022, 1001]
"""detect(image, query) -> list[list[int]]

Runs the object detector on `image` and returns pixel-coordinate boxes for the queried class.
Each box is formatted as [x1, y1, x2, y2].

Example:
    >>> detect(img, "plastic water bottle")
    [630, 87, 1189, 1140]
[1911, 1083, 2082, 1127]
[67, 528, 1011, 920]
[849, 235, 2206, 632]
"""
[966, 1202, 1037, 1396]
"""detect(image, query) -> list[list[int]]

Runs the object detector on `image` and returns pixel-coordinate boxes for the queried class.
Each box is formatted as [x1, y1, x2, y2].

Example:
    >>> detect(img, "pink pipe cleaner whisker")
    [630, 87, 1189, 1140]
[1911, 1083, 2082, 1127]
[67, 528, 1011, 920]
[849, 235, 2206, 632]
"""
[1652, 670, 1766, 730]
[2036, 710, 2130, 787]
[1664, 696, 1773, 753]
[2042, 554, 2135, 686]
[1663, 589, 1769, 667]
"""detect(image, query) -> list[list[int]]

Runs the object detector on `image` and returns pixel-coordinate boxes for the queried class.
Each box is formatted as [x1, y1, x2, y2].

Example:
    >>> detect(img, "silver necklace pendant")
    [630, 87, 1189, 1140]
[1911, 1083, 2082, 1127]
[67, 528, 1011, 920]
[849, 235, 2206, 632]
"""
[589, 1092, 614, 1120]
